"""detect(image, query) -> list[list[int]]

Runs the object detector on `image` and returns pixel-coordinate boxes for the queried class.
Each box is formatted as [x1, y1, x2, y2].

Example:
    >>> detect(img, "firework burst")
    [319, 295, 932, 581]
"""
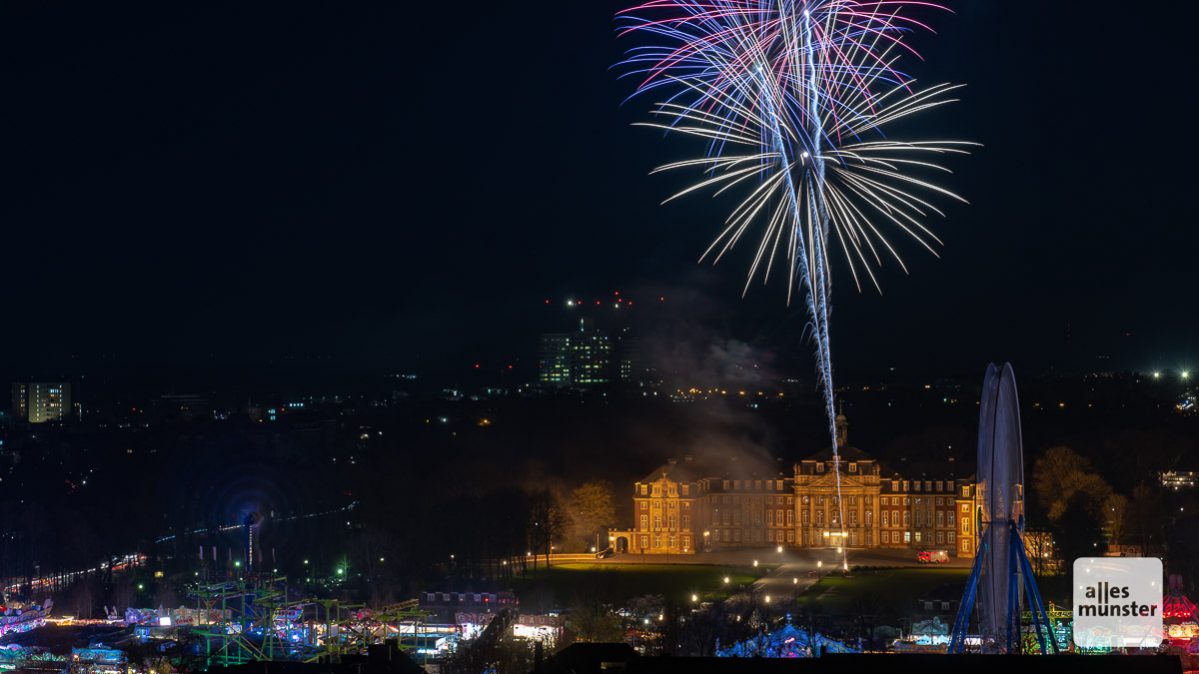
[618, 0, 972, 550]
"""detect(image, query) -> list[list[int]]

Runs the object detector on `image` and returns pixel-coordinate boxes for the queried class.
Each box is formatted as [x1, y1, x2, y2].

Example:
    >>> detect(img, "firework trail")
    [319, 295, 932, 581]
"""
[618, 0, 971, 556]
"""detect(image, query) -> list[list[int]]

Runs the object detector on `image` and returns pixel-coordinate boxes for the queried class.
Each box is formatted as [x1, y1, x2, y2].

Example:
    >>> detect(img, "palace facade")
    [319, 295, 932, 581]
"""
[609, 414, 980, 557]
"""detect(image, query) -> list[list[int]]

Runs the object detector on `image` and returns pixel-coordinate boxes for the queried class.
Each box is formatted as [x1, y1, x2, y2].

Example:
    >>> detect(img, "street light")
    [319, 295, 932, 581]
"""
[793, 577, 798, 585]
[776, 545, 783, 554]
[691, 594, 699, 603]
[753, 560, 759, 568]
[764, 595, 772, 604]
[1184, 371, 1192, 380]
[723, 576, 730, 584]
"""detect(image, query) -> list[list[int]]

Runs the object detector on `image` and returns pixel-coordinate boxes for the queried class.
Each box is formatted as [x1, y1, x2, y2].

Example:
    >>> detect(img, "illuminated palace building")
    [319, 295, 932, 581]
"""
[610, 414, 979, 557]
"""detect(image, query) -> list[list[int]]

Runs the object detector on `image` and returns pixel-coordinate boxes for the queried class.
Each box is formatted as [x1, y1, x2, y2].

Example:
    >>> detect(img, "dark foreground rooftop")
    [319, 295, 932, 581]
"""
[534, 643, 1182, 674]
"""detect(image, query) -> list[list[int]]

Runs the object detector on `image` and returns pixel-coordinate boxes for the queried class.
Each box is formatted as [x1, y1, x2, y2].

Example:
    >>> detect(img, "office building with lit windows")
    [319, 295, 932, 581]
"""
[12, 382, 73, 423]
[537, 318, 613, 387]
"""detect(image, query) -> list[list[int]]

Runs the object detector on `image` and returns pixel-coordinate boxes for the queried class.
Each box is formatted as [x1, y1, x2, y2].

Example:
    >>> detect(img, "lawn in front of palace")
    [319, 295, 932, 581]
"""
[795, 567, 969, 615]
[513, 562, 763, 608]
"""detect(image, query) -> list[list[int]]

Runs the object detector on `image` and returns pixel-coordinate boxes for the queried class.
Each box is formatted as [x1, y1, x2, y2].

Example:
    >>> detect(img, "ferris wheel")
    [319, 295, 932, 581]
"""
[949, 363, 1057, 654]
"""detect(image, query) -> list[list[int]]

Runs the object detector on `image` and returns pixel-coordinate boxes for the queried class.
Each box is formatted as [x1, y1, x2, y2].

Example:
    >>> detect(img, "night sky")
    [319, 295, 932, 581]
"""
[2, 1, 1196, 381]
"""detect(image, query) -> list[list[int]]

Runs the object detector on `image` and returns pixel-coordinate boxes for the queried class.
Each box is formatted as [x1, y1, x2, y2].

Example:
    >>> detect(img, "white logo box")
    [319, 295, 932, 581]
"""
[1073, 557, 1163, 649]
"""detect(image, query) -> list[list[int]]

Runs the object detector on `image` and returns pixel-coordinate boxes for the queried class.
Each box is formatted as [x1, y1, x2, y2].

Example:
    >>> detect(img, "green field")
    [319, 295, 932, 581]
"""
[512, 563, 763, 610]
[797, 567, 970, 616]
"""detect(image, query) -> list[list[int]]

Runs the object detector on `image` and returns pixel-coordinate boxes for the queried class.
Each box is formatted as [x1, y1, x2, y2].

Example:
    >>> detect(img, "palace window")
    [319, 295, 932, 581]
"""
[883, 531, 890, 544]
[768, 510, 775, 526]
[849, 511, 858, 526]
[961, 539, 970, 553]
[915, 532, 922, 543]
[849, 463, 858, 473]
[640, 485, 648, 495]
[882, 511, 889, 527]
[937, 511, 944, 527]
[962, 519, 970, 534]
[682, 484, 690, 496]
[937, 531, 944, 544]
[802, 510, 810, 525]
[948, 531, 955, 544]
[787, 530, 794, 542]
[802, 495, 810, 505]
[640, 515, 648, 529]
[786, 510, 793, 526]
[948, 511, 955, 526]
[903, 511, 910, 526]
[892, 510, 899, 525]
[865, 511, 872, 526]
[849, 495, 857, 505]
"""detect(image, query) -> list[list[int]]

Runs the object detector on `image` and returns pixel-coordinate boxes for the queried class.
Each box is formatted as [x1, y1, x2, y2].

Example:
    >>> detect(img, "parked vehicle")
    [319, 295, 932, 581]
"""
[917, 550, 949, 564]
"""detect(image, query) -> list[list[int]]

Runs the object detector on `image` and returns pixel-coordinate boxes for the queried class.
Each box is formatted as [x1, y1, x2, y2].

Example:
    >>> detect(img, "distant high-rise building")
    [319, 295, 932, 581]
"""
[538, 318, 612, 387]
[538, 333, 574, 387]
[12, 382, 72, 423]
